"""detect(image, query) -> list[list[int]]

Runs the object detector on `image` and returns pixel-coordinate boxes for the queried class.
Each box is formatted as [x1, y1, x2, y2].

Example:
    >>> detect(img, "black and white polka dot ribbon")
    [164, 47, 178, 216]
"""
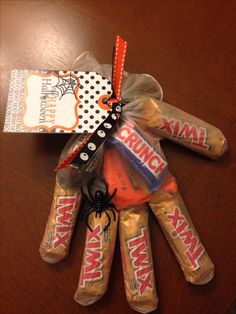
[71, 102, 123, 166]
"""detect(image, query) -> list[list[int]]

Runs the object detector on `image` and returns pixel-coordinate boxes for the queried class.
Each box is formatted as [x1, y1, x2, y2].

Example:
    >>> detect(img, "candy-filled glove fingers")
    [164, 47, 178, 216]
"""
[119, 205, 158, 314]
[39, 178, 82, 263]
[37, 33, 227, 314]
[40, 133, 97, 263]
[156, 100, 227, 159]
[132, 98, 227, 159]
[149, 174, 214, 284]
[74, 208, 118, 305]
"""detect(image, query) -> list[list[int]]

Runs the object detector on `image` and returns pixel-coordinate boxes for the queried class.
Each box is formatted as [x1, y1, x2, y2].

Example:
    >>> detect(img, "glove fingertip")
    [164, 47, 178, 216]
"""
[128, 299, 158, 314]
[74, 291, 104, 306]
[39, 249, 67, 264]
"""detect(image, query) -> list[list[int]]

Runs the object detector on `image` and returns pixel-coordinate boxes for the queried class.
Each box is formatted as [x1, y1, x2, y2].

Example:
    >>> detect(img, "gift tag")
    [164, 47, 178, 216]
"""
[3, 69, 112, 133]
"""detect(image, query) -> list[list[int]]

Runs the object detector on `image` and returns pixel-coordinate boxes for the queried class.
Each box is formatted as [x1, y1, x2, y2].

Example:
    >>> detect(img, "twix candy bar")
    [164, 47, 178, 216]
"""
[119, 205, 158, 313]
[39, 179, 81, 263]
[74, 210, 118, 305]
[149, 175, 214, 284]
[40, 134, 90, 263]
[139, 98, 227, 159]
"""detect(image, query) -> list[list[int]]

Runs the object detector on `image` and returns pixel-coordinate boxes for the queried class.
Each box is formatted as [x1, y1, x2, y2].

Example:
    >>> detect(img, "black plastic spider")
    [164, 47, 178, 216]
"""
[81, 179, 117, 232]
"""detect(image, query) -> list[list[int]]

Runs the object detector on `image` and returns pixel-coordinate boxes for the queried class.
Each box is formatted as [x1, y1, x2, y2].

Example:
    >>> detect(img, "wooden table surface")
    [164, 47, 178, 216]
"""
[1, 1, 236, 314]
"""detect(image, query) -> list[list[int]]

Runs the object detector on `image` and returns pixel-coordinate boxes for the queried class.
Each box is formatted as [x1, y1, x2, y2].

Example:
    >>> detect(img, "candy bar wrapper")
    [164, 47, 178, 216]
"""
[149, 175, 214, 284]
[72, 52, 226, 159]
[119, 205, 158, 313]
[152, 99, 226, 159]
[103, 146, 151, 209]
[39, 179, 81, 263]
[40, 133, 100, 263]
[103, 118, 168, 210]
[74, 210, 118, 305]
[107, 119, 168, 195]
[121, 97, 226, 160]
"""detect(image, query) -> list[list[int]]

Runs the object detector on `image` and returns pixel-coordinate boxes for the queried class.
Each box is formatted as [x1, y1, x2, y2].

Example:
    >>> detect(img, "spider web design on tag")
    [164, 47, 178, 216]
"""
[54, 76, 79, 100]
[51, 71, 113, 133]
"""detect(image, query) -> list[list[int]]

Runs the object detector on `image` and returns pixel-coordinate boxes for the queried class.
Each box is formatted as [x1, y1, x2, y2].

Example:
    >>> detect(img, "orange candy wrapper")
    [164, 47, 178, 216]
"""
[103, 146, 151, 210]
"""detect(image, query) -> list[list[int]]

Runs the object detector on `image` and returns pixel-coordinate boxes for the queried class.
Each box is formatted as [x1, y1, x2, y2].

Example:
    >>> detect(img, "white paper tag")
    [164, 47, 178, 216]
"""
[3, 69, 113, 133]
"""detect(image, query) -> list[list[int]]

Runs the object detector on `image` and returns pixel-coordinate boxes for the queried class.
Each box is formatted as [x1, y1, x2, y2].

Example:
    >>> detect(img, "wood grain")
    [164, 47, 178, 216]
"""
[1, 1, 236, 313]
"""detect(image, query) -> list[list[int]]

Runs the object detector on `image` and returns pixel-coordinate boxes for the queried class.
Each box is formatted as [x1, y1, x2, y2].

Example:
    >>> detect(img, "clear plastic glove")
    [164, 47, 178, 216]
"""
[39, 53, 226, 313]
[39, 118, 216, 313]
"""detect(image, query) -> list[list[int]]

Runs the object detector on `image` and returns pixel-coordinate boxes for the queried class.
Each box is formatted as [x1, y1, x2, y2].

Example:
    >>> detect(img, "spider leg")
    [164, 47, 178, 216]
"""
[86, 209, 96, 231]
[81, 186, 90, 204]
[106, 188, 117, 203]
[106, 207, 116, 221]
[86, 206, 96, 213]
[104, 212, 111, 232]
[82, 206, 96, 224]
[101, 178, 109, 197]
[81, 205, 95, 221]
[80, 201, 89, 221]
[107, 203, 117, 213]
[87, 178, 96, 202]
[81, 185, 84, 195]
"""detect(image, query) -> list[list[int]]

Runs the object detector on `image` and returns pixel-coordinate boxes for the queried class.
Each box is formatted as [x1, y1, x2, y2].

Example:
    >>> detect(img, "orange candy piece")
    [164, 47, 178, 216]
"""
[103, 147, 151, 210]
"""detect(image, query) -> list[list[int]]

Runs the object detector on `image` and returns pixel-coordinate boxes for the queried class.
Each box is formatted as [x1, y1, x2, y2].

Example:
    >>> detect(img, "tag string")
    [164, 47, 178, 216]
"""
[56, 35, 127, 171]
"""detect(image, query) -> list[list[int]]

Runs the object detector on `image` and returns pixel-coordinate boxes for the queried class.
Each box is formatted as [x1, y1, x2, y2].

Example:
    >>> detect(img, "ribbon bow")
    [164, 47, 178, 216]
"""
[56, 35, 128, 170]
